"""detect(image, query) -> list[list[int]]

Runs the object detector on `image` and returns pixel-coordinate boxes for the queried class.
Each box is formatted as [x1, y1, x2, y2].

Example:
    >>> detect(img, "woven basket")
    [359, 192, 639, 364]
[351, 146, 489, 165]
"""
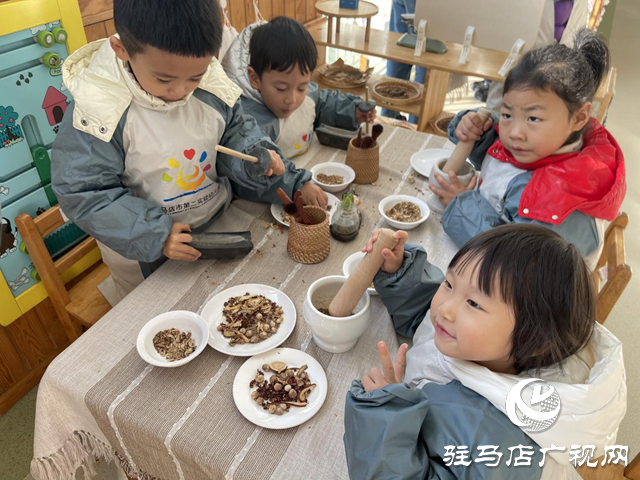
[318, 59, 373, 89]
[429, 111, 455, 136]
[346, 138, 379, 184]
[287, 206, 330, 264]
[371, 79, 422, 107]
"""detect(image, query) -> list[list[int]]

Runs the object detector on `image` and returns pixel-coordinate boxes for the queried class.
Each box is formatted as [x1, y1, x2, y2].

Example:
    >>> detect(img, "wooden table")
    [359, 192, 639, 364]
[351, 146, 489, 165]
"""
[307, 21, 509, 135]
[315, 0, 379, 43]
[31, 129, 460, 480]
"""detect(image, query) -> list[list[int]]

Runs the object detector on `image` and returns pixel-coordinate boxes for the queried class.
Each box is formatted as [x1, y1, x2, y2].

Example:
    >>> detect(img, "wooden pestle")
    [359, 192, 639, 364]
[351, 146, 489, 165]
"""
[215, 145, 259, 163]
[328, 229, 399, 317]
[365, 86, 371, 136]
[441, 108, 492, 174]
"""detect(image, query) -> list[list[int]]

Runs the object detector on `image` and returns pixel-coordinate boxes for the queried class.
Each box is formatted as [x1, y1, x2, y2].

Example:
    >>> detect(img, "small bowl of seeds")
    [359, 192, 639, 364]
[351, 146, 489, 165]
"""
[310, 162, 355, 193]
[378, 194, 430, 230]
[136, 311, 209, 367]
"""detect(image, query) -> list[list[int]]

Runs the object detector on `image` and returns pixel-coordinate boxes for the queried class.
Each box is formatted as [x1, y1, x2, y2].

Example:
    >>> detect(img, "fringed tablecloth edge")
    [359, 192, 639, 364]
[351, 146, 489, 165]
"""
[30, 430, 161, 480]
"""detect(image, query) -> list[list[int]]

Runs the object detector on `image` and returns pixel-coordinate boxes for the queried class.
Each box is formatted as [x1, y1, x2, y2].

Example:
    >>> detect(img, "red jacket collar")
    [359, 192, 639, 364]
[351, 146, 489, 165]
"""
[488, 119, 626, 225]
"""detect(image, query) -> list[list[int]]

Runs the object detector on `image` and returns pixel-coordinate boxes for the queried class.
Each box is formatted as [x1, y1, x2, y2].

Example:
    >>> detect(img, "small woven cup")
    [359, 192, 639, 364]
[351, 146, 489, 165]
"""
[346, 138, 379, 184]
[287, 206, 330, 264]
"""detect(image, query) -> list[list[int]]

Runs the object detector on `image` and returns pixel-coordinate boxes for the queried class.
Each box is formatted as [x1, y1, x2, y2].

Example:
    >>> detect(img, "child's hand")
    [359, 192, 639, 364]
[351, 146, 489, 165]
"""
[361, 229, 408, 273]
[456, 111, 493, 142]
[265, 150, 285, 176]
[162, 223, 201, 261]
[362, 341, 409, 391]
[300, 182, 328, 207]
[355, 106, 376, 124]
[428, 171, 478, 207]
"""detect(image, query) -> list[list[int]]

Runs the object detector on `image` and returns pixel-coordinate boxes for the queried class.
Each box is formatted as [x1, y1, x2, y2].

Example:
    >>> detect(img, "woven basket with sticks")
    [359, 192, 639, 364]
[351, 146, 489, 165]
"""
[346, 138, 379, 184]
[287, 206, 330, 264]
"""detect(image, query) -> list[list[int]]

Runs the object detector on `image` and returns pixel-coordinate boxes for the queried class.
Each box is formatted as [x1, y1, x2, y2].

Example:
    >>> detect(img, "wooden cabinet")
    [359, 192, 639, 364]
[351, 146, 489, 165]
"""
[79, 0, 319, 43]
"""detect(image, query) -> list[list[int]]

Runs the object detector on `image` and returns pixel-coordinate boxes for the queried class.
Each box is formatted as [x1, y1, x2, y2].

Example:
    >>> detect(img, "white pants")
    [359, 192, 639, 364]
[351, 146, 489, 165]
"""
[97, 242, 145, 305]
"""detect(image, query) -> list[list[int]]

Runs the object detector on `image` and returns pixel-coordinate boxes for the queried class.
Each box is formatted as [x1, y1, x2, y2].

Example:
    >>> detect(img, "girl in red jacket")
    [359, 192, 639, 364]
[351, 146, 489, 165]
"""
[431, 28, 625, 270]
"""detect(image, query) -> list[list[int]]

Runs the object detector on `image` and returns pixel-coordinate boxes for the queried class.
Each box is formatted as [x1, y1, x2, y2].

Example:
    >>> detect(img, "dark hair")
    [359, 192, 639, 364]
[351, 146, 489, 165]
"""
[114, 0, 223, 57]
[504, 28, 610, 141]
[249, 16, 318, 77]
[448, 224, 596, 373]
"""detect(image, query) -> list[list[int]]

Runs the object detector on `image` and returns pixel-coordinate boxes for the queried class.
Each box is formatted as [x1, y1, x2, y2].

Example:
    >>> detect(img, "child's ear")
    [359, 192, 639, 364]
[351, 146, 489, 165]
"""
[247, 67, 261, 90]
[110, 36, 130, 62]
[571, 102, 592, 132]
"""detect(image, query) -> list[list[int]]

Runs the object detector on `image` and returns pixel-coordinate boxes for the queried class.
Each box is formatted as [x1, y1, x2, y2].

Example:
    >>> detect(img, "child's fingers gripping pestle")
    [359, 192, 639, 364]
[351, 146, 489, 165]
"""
[329, 228, 399, 317]
[443, 107, 492, 173]
[361, 229, 408, 273]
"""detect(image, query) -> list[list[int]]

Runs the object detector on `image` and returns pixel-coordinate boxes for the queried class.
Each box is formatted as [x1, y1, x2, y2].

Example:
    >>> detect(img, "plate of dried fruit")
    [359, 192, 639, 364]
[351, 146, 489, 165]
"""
[201, 284, 296, 356]
[233, 348, 328, 429]
[270, 192, 340, 227]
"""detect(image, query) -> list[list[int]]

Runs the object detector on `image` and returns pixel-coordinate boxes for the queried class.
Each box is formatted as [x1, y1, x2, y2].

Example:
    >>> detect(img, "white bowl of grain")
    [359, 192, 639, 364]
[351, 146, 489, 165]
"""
[310, 163, 355, 193]
[136, 311, 209, 367]
[379, 195, 430, 230]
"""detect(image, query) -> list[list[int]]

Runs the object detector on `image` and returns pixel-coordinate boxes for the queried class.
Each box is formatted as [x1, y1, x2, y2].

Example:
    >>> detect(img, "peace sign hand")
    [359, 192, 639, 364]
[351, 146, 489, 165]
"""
[361, 341, 409, 391]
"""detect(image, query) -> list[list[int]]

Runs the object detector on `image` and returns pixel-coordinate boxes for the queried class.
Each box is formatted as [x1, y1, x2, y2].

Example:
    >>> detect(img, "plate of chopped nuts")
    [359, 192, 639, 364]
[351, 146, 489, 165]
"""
[136, 311, 209, 367]
[270, 192, 340, 227]
[233, 348, 328, 429]
[201, 284, 296, 356]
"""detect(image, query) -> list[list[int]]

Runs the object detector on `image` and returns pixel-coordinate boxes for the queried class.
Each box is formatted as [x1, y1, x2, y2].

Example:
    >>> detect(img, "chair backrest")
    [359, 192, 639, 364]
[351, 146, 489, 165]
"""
[592, 67, 617, 124]
[591, 212, 632, 324]
[15, 206, 98, 341]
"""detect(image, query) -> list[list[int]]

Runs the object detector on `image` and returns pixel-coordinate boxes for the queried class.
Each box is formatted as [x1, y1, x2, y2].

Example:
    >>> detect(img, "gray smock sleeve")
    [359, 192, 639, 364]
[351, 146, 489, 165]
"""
[443, 172, 600, 256]
[308, 83, 361, 131]
[374, 244, 445, 337]
[51, 102, 172, 263]
[344, 380, 543, 480]
[212, 99, 312, 203]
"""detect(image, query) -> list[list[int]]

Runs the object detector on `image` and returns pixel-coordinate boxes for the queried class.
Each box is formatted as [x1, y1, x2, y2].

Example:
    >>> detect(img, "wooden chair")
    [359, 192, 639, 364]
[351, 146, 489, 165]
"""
[15, 206, 112, 342]
[577, 212, 635, 480]
[591, 212, 632, 324]
[592, 67, 617, 124]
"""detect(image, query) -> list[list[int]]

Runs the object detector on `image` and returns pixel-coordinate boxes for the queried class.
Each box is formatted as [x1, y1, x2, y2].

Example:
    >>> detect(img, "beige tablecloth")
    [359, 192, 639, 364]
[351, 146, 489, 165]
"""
[31, 127, 458, 480]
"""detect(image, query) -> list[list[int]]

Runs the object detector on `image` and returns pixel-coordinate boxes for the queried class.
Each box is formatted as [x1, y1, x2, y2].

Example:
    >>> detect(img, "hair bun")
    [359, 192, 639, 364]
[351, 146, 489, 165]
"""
[573, 28, 610, 91]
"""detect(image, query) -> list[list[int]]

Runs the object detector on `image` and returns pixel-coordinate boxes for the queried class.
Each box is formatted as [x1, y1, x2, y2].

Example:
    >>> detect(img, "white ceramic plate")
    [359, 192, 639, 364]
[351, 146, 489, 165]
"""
[379, 194, 430, 230]
[233, 348, 328, 429]
[202, 284, 296, 356]
[136, 311, 209, 367]
[342, 251, 378, 296]
[310, 162, 356, 193]
[410, 148, 452, 178]
[270, 192, 340, 227]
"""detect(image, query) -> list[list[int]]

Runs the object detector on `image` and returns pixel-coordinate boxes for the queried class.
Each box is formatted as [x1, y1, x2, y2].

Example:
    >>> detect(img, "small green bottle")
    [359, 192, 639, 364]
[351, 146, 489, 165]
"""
[330, 193, 361, 242]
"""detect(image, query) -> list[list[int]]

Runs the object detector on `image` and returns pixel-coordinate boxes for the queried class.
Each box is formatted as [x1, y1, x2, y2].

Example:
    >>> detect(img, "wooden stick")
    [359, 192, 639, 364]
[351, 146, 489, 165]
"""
[329, 229, 399, 317]
[441, 107, 491, 174]
[214, 145, 259, 163]
[365, 86, 371, 136]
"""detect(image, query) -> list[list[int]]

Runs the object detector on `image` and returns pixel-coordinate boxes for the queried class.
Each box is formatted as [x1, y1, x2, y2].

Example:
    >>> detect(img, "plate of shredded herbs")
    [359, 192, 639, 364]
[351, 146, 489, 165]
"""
[136, 311, 209, 367]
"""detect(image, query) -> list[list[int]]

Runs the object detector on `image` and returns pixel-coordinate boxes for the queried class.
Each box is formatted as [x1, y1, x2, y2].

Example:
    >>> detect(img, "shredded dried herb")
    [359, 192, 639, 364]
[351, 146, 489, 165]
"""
[316, 173, 345, 185]
[386, 202, 422, 222]
[153, 328, 196, 362]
